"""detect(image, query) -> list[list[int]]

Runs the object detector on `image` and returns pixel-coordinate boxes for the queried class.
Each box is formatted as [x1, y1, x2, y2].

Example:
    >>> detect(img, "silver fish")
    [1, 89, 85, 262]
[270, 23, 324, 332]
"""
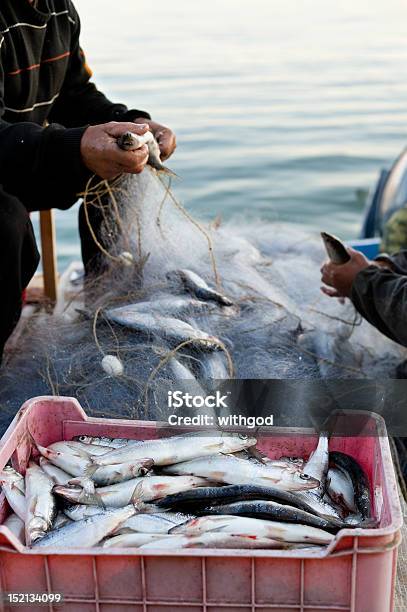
[198, 352, 229, 380]
[74, 435, 138, 449]
[163, 454, 319, 492]
[295, 490, 343, 521]
[103, 533, 167, 548]
[0, 466, 26, 520]
[39, 458, 72, 485]
[25, 462, 57, 545]
[169, 269, 234, 306]
[117, 130, 176, 176]
[118, 296, 216, 319]
[170, 515, 333, 544]
[39, 442, 153, 486]
[3, 513, 25, 544]
[329, 451, 371, 520]
[303, 432, 329, 491]
[59, 440, 113, 456]
[104, 308, 221, 349]
[327, 467, 357, 514]
[64, 504, 107, 522]
[33, 505, 136, 548]
[37, 442, 90, 477]
[54, 475, 209, 508]
[114, 512, 189, 535]
[86, 457, 154, 487]
[86, 432, 256, 470]
[321, 232, 350, 265]
[139, 533, 301, 550]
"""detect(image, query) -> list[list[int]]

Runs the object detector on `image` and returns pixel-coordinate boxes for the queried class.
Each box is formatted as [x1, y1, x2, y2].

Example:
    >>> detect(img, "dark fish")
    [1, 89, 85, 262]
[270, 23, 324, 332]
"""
[155, 484, 325, 516]
[321, 232, 351, 264]
[198, 500, 344, 533]
[329, 451, 371, 520]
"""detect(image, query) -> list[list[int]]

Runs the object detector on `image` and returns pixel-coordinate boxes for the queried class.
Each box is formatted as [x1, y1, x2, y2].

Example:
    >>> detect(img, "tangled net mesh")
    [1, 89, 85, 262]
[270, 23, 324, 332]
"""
[0, 168, 405, 428]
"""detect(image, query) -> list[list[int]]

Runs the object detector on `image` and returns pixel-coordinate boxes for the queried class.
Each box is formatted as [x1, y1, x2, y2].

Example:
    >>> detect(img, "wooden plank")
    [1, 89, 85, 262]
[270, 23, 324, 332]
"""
[39, 210, 58, 303]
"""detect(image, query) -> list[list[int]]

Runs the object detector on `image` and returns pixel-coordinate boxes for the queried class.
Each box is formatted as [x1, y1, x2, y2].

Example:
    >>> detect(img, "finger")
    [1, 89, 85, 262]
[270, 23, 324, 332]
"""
[321, 271, 335, 287]
[108, 144, 149, 173]
[106, 121, 150, 139]
[321, 286, 341, 298]
[156, 131, 176, 160]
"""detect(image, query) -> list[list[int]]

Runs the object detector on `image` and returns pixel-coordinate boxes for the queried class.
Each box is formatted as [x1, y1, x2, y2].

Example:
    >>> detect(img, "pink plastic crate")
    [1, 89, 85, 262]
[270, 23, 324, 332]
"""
[0, 396, 403, 612]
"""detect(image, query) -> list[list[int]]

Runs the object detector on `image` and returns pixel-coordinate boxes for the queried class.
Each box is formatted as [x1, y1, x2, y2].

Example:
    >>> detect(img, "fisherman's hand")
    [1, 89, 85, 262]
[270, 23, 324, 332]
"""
[134, 118, 177, 161]
[80, 122, 150, 180]
[320, 248, 371, 298]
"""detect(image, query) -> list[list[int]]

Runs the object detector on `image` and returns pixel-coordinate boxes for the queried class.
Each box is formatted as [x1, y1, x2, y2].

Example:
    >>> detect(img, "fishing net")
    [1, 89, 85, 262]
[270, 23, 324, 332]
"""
[0, 168, 405, 428]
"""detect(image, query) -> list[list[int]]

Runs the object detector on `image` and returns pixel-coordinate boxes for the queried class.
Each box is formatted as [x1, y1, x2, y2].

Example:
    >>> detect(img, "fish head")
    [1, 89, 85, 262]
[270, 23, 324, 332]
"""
[76, 436, 93, 444]
[28, 516, 48, 542]
[288, 471, 320, 491]
[0, 466, 20, 486]
[221, 434, 257, 453]
[117, 131, 138, 151]
[134, 458, 154, 477]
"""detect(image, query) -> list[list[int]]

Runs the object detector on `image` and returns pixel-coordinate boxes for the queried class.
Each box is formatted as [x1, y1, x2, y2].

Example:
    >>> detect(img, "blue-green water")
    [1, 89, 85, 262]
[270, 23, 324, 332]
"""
[39, 0, 407, 268]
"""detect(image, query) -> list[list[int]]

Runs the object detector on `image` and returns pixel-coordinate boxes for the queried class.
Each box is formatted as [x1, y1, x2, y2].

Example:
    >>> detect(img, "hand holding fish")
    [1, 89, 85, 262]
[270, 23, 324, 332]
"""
[133, 117, 177, 161]
[80, 121, 150, 179]
[320, 248, 370, 298]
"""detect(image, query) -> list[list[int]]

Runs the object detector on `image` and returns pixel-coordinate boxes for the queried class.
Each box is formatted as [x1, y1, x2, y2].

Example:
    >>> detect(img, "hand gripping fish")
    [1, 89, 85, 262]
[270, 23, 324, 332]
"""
[117, 130, 176, 176]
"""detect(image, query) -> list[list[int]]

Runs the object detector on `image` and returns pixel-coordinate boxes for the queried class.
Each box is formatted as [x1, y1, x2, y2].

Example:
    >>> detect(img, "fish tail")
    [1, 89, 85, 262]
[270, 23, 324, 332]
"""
[82, 492, 105, 508]
[131, 481, 145, 507]
[83, 462, 100, 479]
[159, 167, 180, 179]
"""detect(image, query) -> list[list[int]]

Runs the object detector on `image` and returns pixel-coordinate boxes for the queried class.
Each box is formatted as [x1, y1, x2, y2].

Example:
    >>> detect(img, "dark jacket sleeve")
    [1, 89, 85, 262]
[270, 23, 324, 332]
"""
[0, 36, 90, 211]
[48, 2, 151, 128]
[374, 250, 407, 275]
[351, 265, 407, 347]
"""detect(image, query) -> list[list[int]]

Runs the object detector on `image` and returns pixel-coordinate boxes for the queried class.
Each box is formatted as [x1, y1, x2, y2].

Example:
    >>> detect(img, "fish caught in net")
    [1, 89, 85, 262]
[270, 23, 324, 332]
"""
[0, 168, 405, 427]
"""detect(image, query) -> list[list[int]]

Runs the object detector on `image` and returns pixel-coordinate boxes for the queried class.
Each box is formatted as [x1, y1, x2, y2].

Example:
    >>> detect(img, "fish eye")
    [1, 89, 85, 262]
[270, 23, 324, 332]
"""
[300, 473, 311, 480]
[239, 434, 248, 440]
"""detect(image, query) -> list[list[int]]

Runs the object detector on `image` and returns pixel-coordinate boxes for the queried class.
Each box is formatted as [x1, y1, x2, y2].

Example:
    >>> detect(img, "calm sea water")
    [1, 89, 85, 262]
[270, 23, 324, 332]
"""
[42, 0, 407, 267]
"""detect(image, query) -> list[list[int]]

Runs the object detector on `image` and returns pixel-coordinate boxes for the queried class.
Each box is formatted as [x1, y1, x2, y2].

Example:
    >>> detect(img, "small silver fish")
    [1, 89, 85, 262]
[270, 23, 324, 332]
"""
[39, 458, 72, 485]
[104, 308, 221, 350]
[86, 432, 256, 470]
[25, 462, 57, 545]
[54, 475, 209, 508]
[321, 232, 351, 265]
[117, 130, 176, 176]
[0, 466, 26, 521]
[119, 296, 216, 319]
[163, 454, 319, 492]
[103, 533, 168, 548]
[139, 533, 301, 550]
[168, 269, 234, 306]
[327, 467, 357, 514]
[33, 505, 136, 548]
[171, 515, 333, 544]
[113, 512, 189, 535]
[74, 436, 138, 449]
[303, 432, 329, 491]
